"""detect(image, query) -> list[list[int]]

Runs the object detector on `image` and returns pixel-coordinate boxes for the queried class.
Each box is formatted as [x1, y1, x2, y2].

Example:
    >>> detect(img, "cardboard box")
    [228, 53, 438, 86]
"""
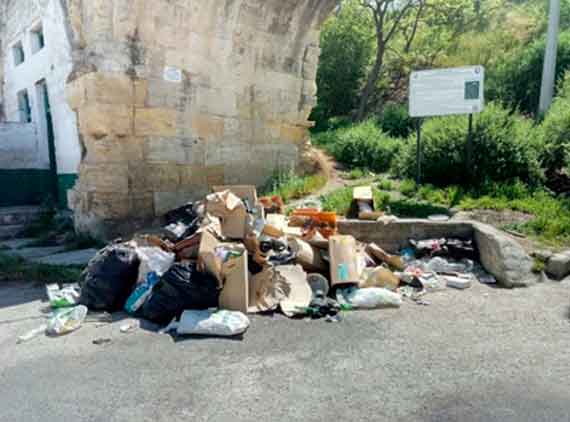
[205, 190, 248, 239]
[199, 231, 250, 313]
[213, 185, 258, 208]
[288, 237, 327, 272]
[329, 235, 359, 286]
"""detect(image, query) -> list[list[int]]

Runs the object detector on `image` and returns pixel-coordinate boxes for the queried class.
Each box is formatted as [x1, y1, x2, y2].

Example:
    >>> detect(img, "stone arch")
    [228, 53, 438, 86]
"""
[63, 0, 337, 238]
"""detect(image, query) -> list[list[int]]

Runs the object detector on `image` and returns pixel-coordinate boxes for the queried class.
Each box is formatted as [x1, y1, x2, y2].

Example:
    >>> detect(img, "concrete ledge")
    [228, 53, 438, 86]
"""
[339, 219, 474, 253]
[339, 219, 537, 288]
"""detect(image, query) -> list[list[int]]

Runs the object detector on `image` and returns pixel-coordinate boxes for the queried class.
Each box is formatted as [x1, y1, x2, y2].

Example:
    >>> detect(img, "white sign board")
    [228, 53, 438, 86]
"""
[409, 66, 485, 117]
[163, 66, 183, 83]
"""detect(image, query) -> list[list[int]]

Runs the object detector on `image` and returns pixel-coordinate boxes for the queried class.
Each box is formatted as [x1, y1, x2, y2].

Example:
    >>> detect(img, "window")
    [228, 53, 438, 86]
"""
[17, 90, 32, 123]
[30, 24, 45, 53]
[12, 41, 25, 66]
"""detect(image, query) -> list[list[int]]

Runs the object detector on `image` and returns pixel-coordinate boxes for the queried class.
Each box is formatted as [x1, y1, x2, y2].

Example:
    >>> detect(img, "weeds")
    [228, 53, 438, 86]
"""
[261, 169, 327, 203]
[0, 252, 82, 284]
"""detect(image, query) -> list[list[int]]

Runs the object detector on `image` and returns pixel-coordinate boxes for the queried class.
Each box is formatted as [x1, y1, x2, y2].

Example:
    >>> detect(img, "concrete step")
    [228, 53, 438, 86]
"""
[31, 248, 98, 267]
[0, 225, 25, 240]
[0, 206, 44, 226]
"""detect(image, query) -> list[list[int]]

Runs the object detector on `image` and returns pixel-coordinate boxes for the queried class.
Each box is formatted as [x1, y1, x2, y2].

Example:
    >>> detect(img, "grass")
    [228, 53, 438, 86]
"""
[320, 186, 450, 218]
[393, 180, 570, 246]
[0, 252, 83, 284]
[261, 169, 327, 203]
[345, 168, 367, 180]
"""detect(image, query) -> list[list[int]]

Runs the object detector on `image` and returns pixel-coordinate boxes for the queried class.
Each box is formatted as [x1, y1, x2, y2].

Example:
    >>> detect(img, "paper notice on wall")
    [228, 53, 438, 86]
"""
[409, 66, 485, 117]
[163, 66, 183, 83]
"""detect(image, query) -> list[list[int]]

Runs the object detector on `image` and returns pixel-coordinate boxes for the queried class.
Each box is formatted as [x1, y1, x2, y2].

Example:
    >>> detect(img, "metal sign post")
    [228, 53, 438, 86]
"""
[466, 113, 474, 182]
[416, 118, 423, 185]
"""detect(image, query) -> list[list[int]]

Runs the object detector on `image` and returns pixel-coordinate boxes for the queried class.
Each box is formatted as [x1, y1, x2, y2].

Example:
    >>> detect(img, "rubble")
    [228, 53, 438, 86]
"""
[17, 184, 517, 343]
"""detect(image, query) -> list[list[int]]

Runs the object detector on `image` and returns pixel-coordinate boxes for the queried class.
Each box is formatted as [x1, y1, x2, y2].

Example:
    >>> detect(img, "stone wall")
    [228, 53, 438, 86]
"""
[64, 0, 336, 238]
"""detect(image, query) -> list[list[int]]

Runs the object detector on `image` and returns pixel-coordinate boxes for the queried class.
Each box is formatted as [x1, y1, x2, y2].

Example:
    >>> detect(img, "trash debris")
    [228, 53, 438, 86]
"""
[329, 235, 359, 285]
[120, 321, 139, 333]
[47, 305, 88, 336]
[92, 338, 112, 345]
[17, 324, 48, 344]
[48, 183, 501, 343]
[46, 283, 80, 308]
[124, 272, 160, 314]
[79, 243, 140, 312]
[336, 287, 402, 309]
[163, 310, 250, 337]
[141, 262, 220, 325]
[359, 267, 400, 291]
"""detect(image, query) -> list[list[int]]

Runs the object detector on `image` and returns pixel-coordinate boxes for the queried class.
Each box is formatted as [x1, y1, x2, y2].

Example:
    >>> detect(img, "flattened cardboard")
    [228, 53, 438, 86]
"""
[219, 253, 249, 313]
[222, 207, 248, 239]
[329, 235, 359, 286]
[198, 231, 224, 284]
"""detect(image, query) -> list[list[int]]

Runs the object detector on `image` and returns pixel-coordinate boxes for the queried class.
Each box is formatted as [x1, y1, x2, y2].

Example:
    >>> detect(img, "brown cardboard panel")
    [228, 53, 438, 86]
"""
[219, 253, 249, 313]
[329, 235, 359, 285]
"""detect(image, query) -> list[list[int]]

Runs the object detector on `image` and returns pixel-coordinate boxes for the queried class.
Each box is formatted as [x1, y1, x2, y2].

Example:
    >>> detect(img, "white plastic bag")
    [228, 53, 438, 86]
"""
[164, 310, 250, 337]
[337, 287, 402, 309]
[46, 283, 80, 308]
[46, 305, 88, 336]
[136, 247, 175, 283]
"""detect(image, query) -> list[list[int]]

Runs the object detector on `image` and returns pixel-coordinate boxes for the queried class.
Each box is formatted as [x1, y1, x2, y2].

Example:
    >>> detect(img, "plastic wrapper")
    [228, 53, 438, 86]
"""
[163, 310, 250, 337]
[47, 305, 88, 336]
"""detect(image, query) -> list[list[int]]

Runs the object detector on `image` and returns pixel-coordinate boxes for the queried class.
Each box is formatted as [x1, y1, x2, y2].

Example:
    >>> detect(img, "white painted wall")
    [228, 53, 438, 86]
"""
[0, 122, 40, 169]
[1, 0, 80, 175]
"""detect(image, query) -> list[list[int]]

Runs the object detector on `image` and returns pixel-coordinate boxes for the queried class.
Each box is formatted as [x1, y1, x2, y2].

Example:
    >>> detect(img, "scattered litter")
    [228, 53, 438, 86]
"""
[163, 310, 250, 337]
[120, 320, 139, 333]
[46, 305, 88, 336]
[24, 185, 505, 345]
[46, 283, 80, 308]
[17, 324, 48, 344]
[336, 286, 402, 309]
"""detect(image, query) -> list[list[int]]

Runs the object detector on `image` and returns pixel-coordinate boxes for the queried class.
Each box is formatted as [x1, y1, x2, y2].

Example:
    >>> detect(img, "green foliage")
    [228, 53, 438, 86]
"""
[538, 72, 570, 173]
[345, 168, 367, 180]
[320, 187, 354, 215]
[313, 120, 401, 173]
[487, 31, 570, 115]
[377, 104, 414, 138]
[261, 169, 327, 203]
[392, 103, 543, 187]
[311, 0, 374, 124]
[377, 178, 394, 191]
[0, 252, 82, 284]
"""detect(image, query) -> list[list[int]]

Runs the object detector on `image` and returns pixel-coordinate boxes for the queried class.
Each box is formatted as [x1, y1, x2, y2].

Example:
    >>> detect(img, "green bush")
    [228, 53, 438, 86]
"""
[313, 120, 400, 173]
[539, 72, 570, 173]
[392, 103, 543, 187]
[487, 31, 570, 115]
[378, 103, 415, 138]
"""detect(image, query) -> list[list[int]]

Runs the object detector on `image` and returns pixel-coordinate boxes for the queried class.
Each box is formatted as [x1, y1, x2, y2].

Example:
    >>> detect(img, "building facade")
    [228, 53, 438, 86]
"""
[0, 0, 81, 207]
[0, 0, 336, 238]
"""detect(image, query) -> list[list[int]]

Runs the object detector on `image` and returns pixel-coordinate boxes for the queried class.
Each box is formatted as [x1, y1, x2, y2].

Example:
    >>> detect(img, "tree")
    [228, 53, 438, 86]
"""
[313, 0, 374, 125]
[355, 0, 427, 121]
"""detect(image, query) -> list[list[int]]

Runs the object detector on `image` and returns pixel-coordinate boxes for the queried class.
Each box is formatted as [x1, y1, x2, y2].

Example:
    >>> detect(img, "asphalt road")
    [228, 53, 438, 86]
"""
[1, 279, 569, 422]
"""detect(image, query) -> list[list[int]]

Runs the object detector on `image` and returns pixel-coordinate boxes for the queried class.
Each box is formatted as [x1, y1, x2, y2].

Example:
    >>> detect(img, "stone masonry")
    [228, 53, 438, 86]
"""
[61, 0, 337, 238]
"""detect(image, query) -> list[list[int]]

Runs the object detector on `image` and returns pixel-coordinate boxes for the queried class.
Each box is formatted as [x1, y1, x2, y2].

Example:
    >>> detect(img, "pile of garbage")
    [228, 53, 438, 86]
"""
[19, 185, 497, 342]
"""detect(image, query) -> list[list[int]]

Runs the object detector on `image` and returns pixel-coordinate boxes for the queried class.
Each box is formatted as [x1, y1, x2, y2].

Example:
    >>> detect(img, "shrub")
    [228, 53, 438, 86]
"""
[378, 103, 415, 138]
[539, 72, 570, 173]
[313, 120, 400, 173]
[392, 103, 543, 187]
[487, 31, 570, 115]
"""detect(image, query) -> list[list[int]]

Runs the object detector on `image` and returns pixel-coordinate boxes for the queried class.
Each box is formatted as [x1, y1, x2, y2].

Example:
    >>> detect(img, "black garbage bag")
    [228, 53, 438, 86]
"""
[140, 262, 220, 325]
[79, 244, 140, 311]
[164, 202, 199, 225]
[446, 238, 479, 261]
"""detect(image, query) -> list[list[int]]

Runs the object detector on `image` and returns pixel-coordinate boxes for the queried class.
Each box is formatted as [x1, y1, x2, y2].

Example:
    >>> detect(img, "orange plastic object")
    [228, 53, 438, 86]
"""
[291, 209, 338, 239]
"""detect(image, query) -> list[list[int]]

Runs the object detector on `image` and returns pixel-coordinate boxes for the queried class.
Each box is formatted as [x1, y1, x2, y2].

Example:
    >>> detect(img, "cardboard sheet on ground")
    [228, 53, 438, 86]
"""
[249, 265, 311, 317]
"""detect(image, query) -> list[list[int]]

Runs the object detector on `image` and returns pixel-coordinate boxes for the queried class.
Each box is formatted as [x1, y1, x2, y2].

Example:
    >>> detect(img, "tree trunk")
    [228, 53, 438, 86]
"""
[355, 42, 384, 122]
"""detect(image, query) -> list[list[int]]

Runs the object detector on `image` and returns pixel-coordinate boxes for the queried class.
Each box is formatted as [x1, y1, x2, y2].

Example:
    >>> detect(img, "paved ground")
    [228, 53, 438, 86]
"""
[1, 279, 569, 422]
